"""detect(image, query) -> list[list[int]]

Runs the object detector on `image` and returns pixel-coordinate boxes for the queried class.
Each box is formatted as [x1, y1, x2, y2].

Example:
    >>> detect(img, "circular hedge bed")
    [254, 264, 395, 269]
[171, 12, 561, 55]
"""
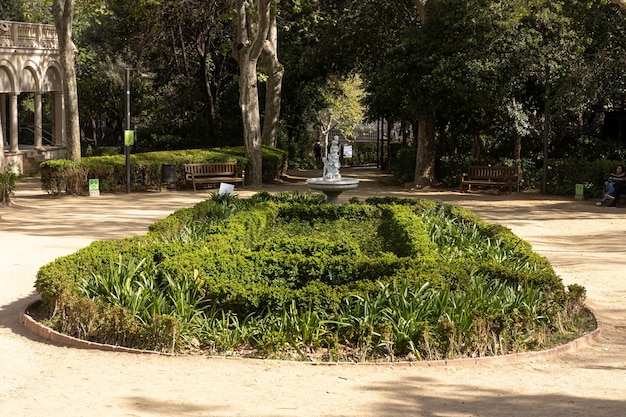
[35, 192, 595, 362]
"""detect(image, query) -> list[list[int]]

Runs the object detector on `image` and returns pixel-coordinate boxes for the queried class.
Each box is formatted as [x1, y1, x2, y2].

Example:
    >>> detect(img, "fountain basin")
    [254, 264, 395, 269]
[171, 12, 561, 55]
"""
[307, 178, 360, 204]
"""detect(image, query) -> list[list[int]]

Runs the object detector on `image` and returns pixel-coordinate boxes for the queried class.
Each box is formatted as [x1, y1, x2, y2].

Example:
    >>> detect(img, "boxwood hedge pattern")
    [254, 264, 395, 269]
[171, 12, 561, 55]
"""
[35, 193, 594, 361]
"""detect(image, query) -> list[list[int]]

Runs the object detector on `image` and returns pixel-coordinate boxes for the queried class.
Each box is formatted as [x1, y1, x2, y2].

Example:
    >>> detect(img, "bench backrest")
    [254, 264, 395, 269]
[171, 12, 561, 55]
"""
[467, 165, 520, 180]
[184, 162, 237, 178]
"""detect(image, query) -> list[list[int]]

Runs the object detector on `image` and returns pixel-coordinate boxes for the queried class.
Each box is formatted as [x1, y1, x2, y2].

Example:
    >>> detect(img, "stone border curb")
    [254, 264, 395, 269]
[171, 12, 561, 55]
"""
[20, 300, 167, 356]
[20, 299, 602, 366]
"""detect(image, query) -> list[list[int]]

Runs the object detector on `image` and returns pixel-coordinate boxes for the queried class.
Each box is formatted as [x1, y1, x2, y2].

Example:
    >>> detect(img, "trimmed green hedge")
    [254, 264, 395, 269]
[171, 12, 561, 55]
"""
[378, 204, 439, 259]
[35, 194, 585, 357]
[40, 146, 287, 194]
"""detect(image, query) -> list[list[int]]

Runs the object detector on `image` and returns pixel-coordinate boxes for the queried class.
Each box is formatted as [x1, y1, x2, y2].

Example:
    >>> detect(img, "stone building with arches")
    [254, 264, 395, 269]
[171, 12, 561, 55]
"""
[1, 21, 67, 174]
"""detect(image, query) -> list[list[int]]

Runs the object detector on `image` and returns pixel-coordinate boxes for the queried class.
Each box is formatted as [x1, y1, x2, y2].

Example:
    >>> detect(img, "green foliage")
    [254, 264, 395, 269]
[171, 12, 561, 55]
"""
[48, 292, 178, 351]
[437, 153, 473, 188]
[546, 158, 624, 198]
[38, 147, 289, 194]
[254, 236, 361, 258]
[378, 204, 438, 259]
[216, 146, 288, 182]
[35, 194, 592, 361]
[40, 159, 88, 195]
[271, 191, 327, 205]
[0, 2, 23, 20]
[350, 142, 378, 167]
[388, 143, 416, 185]
[277, 202, 381, 223]
[0, 164, 17, 204]
[315, 75, 367, 142]
[49, 258, 188, 352]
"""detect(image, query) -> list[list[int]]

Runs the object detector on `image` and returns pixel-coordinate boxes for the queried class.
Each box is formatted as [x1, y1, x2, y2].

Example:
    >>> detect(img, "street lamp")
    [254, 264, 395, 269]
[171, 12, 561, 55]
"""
[124, 67, 147, 193]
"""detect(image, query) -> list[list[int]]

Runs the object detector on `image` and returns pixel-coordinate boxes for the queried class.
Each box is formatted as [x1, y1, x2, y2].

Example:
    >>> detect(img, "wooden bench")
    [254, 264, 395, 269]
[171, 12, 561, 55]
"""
[460, 165, 521, 193]
[184, 162, 245, 192]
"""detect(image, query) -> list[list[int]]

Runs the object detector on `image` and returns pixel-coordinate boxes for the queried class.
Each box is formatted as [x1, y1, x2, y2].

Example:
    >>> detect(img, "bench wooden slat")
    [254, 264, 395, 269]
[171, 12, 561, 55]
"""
[184, 162, 244, 192]
[460, 165, 520, 193]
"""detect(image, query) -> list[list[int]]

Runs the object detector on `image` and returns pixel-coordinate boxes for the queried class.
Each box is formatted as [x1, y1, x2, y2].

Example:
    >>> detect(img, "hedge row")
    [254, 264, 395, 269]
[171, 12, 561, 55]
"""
[39, 146, 288, 194]
[35, 194, 569, 352]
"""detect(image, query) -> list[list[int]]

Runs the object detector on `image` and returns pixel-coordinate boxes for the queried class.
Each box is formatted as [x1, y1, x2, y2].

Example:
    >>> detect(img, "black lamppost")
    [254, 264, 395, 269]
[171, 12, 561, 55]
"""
[124, 67, 147, 193]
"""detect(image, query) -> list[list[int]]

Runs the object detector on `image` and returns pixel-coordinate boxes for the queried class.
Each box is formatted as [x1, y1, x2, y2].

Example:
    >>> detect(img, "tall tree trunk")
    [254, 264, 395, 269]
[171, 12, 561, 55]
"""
[513, 134, 521, 161]
[471, 130, 481, 160]
[232, 0, 271, 186]
[413, 0, 429, 21]
[414, 114, 437, 187]
[239, 58, 263, 184]
[511, 97, 521, 162]
[198, 37, 217, 135]
[89, 114, 98, 149]
[412, 0, 438, 187]
[52, 0, 81, 163]
[261, 11, 284, 148]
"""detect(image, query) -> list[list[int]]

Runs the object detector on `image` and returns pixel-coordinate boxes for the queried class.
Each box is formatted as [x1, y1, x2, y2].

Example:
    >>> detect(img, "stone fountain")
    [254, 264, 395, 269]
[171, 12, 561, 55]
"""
[307, 136, 359, 204]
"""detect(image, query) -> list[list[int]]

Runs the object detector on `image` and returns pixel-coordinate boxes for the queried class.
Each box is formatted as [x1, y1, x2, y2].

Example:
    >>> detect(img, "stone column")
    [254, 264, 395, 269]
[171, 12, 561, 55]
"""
[9, 93, 18, 153]
[0, 94, 5, 156]
[0, 94, 5, 149]
[34, 92, 43, 149]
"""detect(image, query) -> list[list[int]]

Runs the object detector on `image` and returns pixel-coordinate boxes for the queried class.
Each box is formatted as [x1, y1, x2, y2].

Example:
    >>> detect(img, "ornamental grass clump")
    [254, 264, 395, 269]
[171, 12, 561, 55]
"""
[35, 193, 595, 361]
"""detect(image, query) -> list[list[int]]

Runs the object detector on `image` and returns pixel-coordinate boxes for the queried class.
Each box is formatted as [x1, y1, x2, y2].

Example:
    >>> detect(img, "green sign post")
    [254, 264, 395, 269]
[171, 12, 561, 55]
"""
[89, 179, 100, 196]
[124, 130, 135, 146]
[575, 183, 584, 200]
[124, 130, 134, 193]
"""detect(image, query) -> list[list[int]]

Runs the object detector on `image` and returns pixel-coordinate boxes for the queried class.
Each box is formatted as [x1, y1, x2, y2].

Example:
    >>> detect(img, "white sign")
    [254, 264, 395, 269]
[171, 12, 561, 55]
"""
[218, 183, 235, 195]
[343, 145, 353, 158]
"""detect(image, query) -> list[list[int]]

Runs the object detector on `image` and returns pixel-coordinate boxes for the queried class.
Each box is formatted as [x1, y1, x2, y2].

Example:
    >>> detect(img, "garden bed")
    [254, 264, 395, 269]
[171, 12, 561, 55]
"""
[34, 192, 596, 362]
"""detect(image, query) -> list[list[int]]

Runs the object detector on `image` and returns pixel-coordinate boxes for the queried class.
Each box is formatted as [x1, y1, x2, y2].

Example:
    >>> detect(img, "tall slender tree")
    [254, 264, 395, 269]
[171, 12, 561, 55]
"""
[261, 8, 284, 148]
[314, 75, 366, 152]
[232, 0, 272, 186]
[52, 0, 81, 162]
[412, 0, 438, 187]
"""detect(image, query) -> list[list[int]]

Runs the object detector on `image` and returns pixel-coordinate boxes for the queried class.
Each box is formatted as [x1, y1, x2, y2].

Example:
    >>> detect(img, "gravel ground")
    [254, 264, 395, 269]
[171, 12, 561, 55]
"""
[1, 167, 625, 417]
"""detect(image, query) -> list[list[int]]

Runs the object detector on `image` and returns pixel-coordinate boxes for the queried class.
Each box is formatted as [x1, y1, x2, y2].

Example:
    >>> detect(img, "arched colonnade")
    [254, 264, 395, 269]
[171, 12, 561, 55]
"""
[0, 21, 66, 173]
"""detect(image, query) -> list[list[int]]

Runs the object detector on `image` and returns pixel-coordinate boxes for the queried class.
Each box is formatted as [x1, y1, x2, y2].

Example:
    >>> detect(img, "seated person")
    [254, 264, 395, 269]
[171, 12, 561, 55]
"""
[596, 164, 626, 206]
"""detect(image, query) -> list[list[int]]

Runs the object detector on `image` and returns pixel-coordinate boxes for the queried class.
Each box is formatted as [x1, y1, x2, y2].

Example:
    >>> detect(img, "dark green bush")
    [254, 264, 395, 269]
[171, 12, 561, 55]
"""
[39, 146, 289, 194]
[35, 236, 164, 311]
[35, 193, 590, 360]
[40, 159, 88, 195]
[50, 293, 178, 351]
[389, 144, 416, 184]
[546, 158, 625, 198]
[253, 236, 362, 258]
[378, 204, 438, 258]
[0, 163, 17, 204]
[213, 145, 288, 182]
[277, 203, 380, 222]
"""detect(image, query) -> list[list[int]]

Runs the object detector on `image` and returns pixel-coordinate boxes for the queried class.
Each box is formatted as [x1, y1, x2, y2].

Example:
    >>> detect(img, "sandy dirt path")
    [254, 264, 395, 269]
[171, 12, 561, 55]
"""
[1, 168, 625, 417]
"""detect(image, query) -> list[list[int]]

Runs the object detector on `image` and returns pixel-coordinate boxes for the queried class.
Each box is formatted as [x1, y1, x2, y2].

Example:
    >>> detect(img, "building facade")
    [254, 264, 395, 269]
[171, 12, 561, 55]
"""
[0, 20, 67, 174]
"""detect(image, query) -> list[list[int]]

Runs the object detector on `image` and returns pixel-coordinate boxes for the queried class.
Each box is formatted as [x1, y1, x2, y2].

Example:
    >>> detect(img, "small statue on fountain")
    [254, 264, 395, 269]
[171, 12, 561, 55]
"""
[322, 136, 342, 181]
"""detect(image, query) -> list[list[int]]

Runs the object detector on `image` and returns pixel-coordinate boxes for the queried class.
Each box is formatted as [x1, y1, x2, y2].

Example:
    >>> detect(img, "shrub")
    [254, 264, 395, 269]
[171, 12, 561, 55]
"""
[35, 193, 592, 361]
[0, 163, 17, 204]
[39, 146, 289, 194]
[389, 144, 416, 184]
[546, 158, 624, 198]
[40, 159, 88, 195]
[378, 204, 438, 259]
